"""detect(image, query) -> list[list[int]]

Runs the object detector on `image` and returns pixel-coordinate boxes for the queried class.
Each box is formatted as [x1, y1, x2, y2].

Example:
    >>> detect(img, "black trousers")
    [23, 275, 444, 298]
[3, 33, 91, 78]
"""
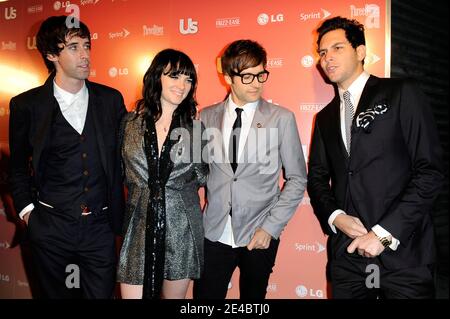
[193, 238, 279, 299]
[27, 203, 116, 299]
[331, 252, 434, 299]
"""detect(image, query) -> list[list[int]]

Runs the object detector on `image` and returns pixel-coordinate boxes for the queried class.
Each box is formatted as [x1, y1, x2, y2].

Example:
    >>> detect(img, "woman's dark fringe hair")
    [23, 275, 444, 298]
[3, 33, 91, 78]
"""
[135, 49, 198, 125]
[36, 15, 90, 73]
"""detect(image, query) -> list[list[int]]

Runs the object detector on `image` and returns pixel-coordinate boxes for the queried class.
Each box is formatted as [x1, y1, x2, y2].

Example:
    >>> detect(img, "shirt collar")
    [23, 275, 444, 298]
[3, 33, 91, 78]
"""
[338, 71, 370, 105]
[53, 80, 87, 106]
[226, 95, 258, 118]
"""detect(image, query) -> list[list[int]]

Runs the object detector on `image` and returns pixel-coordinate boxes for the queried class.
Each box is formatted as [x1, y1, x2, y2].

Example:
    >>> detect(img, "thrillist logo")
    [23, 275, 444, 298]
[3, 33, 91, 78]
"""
[4, 7, 17, 20]
[179, 18, 198, 35]
[1, 41, 16, 51]
[350, 4, 380, 28]
[143, 24, 164, 36]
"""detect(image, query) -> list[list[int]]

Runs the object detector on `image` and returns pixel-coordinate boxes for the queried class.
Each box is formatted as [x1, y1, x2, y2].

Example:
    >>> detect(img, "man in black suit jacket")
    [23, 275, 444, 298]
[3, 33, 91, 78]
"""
[9, 16, 126, 298]
[308, 16, 444, 298]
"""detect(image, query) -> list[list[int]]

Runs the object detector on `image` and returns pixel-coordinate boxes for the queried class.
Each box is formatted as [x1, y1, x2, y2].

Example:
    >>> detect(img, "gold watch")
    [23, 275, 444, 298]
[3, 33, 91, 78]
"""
[378, 236, 392, 248]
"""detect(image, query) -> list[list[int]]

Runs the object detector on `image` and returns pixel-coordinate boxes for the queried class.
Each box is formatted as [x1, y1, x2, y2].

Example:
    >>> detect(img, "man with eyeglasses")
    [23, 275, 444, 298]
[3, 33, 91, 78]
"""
[194, 39, 307, 299]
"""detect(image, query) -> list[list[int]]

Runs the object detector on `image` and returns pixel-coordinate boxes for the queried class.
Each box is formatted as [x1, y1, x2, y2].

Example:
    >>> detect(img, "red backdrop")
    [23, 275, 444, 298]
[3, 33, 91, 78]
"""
[0, 0, 389, 298]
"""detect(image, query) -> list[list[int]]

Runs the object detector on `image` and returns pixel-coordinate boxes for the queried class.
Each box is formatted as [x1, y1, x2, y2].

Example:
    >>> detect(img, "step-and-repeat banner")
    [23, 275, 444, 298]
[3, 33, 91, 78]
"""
[0, 0, 389, 298]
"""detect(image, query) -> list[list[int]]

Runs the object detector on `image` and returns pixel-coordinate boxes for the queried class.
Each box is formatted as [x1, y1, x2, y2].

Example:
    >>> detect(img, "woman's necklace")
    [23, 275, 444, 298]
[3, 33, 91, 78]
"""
[156, 120, 170, 133]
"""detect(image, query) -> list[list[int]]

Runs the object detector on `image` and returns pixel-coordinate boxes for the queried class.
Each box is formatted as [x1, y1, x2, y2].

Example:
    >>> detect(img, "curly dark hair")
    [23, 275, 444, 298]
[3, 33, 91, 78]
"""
[135, 49, 198, 124]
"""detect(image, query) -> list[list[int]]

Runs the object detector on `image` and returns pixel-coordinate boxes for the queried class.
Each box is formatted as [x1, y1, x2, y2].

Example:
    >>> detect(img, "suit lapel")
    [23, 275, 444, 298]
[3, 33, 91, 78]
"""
[250, 99, 267, 131]
[212, 102, 225, 131]
[354, 75, 379, 116]
[214, 102, 234, 176]
[32, 75, 58, 174]
[327, 96, 349, 161]
[235, 99, 267, 175]
[350, 75, 380, 155]
[86, 81, 109, 178]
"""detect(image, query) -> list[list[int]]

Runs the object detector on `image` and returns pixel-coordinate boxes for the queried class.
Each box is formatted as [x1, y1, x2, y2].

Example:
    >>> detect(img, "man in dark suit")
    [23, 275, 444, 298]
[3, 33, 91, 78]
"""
[307, 16, 444, 298]
[9, 16, 126, 298]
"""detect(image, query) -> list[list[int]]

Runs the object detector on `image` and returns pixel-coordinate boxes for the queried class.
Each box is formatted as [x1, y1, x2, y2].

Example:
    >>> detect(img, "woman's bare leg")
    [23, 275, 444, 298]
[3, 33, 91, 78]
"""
[120, 283, 143, 299]
[161, 279, 191, 299]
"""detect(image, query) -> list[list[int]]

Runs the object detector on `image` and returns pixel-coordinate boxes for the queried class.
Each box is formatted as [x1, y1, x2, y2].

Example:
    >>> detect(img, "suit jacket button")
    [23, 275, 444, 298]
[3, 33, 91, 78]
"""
[348, 171, 353, 176]
[233, 178, 237, 181]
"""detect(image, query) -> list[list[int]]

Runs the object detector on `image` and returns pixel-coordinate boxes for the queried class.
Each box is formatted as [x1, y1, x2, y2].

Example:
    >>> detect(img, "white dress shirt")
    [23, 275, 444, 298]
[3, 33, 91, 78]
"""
[19, 81, 89, 219]
[53, 80, 89, 135]
[327, 71, 400, 250]
[217, 95, 258, 248]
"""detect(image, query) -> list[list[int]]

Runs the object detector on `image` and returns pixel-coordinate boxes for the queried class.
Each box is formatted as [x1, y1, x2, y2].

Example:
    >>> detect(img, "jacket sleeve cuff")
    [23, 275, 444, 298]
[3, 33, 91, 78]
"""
[371, 224, 400, 251]
[19, 203, 34, 220]
[328, 209, 346, 234]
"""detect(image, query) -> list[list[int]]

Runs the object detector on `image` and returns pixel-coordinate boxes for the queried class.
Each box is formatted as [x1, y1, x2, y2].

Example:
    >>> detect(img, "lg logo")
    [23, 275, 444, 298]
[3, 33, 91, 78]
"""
[295, 284, 324, 298]
[0, 273, 10, 283]
[109, 67, 128, 78]
[257, 13, 284, 26]
[257, 13, 269, 25]
[295, 285, 308, 297]
[54, 1, 71, 11]
[4, 7, 17, 20]
[179, 18, 198, 35]
[301, 55, 314, 68]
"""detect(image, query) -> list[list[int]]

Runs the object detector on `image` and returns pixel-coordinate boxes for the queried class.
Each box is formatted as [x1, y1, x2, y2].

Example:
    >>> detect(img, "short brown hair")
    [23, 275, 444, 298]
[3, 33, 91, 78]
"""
[221, 39, 267, 76]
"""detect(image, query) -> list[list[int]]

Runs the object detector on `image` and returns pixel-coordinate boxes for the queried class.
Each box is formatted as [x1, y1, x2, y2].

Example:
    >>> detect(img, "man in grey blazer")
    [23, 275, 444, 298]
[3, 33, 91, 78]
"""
[193, 39, 307, 299]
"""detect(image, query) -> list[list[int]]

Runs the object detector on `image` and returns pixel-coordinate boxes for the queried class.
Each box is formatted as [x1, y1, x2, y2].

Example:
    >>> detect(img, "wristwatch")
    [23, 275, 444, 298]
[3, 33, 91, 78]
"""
[378, 236, 392, 248]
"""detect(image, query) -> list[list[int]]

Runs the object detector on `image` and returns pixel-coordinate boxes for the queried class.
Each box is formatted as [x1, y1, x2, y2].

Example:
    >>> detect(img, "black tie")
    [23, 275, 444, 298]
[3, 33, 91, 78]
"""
[229, 108, 243, 173]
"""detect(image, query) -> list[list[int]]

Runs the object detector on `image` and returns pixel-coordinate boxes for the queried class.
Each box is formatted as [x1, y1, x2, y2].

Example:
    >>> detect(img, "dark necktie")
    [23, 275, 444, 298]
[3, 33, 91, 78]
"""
[343, 91, 355, 155]
[229, 108, 243, 173]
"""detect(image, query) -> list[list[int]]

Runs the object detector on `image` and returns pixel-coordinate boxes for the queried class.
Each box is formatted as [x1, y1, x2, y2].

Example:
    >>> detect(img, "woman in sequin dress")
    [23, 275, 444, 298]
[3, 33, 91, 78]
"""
[117, 49, 208, 299]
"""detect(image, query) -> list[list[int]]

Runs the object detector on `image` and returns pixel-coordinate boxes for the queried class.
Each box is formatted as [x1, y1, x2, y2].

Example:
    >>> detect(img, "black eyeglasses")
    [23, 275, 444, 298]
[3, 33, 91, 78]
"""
[231, 70, 270, 84]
